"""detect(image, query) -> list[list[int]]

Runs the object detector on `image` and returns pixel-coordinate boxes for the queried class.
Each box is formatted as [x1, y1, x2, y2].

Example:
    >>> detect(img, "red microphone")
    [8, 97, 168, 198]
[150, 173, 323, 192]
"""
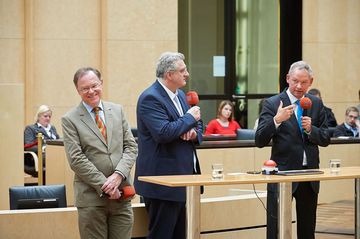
[261, 159, 278, 175]
[300, 97, 312, 116]
[121, 185, 136, 200]
[186, 91, 199, 107]
[100, 185, 136, 200]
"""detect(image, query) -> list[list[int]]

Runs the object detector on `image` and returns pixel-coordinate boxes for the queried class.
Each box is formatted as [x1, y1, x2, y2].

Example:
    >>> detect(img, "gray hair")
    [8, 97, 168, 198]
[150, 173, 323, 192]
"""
[73, 67, 102, 87]
[288, 61, 313, 78]
[156, 52, 185, 78]
[34, 105, 52, 122]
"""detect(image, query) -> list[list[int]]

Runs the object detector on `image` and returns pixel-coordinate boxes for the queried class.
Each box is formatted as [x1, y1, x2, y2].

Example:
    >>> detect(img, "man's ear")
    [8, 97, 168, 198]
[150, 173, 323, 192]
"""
[285, 74, 290, 84]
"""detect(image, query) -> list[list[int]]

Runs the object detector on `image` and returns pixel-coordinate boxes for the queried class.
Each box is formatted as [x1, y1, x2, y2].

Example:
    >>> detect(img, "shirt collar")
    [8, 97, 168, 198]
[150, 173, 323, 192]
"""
[286, 88, 303, 104]
[82, 100, 104, 114]
[157, 79, 179, 100]
[37, 122, 51, 131]
[344, 122, 357, 131]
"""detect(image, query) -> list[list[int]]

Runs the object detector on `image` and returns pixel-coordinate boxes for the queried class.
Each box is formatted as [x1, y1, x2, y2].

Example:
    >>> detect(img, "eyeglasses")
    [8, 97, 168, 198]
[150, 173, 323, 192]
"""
[78, 83, 101, 93]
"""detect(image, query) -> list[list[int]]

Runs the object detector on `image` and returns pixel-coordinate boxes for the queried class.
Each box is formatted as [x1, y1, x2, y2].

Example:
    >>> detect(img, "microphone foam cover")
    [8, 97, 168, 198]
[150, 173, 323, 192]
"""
[263, 159, 277, 167]
[122, 186, 136, 200]
[300, 97, 312, 110]
[186, 91, 199, 106]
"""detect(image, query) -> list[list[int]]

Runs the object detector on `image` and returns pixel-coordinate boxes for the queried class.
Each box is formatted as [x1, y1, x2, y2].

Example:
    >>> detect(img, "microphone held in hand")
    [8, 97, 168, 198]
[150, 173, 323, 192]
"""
[300, 97, 312, 116]
[100, 185, 136, 200]
[186, 91, 199, 106]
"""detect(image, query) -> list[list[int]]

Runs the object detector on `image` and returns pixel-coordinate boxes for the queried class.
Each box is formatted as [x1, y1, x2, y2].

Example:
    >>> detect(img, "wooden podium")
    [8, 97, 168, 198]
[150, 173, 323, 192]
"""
[139, 166, 360, 239]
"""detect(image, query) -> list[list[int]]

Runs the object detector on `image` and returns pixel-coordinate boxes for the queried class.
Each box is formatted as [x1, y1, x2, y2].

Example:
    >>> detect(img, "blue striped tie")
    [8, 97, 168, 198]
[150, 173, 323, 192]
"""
[296, 100, 303, 132]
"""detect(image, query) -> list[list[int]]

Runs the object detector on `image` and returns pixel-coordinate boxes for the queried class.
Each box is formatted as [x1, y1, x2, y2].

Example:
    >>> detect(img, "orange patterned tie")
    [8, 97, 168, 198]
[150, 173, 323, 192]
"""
[93, 107, 107, 142]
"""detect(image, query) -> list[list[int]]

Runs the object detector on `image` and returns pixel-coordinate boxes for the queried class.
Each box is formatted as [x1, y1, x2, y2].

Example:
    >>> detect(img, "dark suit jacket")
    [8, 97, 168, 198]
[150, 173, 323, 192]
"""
[333, 123, 359, 137]
[24, 123, 60, 153]
[134, 81, 203, 202]
[324, 106, 337, 127]
[255, 91, 331, 193]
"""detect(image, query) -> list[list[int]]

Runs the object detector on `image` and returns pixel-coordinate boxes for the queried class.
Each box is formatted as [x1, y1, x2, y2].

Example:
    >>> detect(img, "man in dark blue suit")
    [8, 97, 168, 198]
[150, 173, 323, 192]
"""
[255, 61, 330, 239]
[134, 52, 202, 239]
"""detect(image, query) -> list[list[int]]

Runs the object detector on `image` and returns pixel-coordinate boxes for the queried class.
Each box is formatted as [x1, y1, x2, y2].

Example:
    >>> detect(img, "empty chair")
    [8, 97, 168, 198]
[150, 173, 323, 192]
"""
[24, 151, 39, 177]
[236, 129, 256, 140]
[9, 184, 67, 210]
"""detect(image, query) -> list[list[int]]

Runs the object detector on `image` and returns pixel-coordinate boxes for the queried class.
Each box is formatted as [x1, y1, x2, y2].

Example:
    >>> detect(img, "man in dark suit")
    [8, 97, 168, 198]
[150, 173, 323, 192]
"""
[255, 61, 330, 239]
[134, 52, 202, 239]
[333, 106, 359, 137]
[308, 88, 338, 127]
[62, 67, 138, 238]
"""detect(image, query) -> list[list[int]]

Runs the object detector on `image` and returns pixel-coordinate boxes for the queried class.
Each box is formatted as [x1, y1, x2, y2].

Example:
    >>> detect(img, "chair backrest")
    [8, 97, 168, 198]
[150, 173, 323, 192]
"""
[24, 151, 39, 177]
[236, 129, 256, 140]
[9, 184, 67, 210]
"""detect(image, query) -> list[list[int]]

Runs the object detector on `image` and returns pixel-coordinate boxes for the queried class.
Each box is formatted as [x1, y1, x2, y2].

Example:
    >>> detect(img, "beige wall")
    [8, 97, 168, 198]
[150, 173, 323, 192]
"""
[303, 0, 360, 122]
[0, 0, 177, 209]
[0, 0, 359, 210]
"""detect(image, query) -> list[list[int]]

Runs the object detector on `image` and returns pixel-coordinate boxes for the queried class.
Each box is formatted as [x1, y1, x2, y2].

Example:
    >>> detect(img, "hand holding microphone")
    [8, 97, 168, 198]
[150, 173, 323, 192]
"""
[300, 97, 312, 133]
[186, 91, 201, 121]
[100, 185, 136, 200]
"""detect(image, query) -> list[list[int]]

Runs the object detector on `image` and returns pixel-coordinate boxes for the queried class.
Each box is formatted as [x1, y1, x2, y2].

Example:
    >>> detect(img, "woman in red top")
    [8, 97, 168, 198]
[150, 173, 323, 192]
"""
[205, 100, 241, 135]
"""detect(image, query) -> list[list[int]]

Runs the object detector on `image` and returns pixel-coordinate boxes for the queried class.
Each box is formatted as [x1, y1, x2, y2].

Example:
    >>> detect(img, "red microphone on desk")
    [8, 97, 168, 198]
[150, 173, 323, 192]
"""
[262, 159, 278, 175]
[186, 91, 199, 107]
[300, 97, 312, 116]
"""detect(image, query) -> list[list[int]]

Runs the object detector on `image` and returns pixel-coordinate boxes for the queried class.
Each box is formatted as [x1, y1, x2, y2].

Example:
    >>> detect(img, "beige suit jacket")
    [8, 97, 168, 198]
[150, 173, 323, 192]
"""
[62, 101, 138, 207]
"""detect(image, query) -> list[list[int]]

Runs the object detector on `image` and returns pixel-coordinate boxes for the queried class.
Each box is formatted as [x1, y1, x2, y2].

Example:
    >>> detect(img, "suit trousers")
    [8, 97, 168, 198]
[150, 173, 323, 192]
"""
[77, 199, 133, 239]
[267, 182, 318, 239]
[143, 197, 186, 239]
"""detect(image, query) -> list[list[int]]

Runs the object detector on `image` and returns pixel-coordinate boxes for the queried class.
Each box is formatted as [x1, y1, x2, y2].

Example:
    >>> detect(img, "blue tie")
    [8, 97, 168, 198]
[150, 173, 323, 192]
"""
[296, 100, 303, 132]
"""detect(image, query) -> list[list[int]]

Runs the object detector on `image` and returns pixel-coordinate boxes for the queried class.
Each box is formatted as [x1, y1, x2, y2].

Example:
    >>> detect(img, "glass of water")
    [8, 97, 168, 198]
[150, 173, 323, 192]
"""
[212, 163, 224, 180]
[329, 159, 341, 173]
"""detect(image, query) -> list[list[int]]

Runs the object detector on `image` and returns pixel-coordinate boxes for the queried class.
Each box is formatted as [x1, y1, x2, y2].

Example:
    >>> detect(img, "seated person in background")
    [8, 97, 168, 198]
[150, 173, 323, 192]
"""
[24, 105, 60, 154]
[308, 88, 338, 127]
[333, 106, 359, 138]
[205, 100, 241, 135]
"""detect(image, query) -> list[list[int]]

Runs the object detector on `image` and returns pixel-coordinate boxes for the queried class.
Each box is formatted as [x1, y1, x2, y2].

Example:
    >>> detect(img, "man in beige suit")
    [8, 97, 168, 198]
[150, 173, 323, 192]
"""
[62, 67, 138, 239]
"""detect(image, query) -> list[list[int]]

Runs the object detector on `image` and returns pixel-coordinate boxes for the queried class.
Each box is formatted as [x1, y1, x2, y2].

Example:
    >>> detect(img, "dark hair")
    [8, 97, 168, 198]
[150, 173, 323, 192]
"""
[308, 88, 321, 97]
[217, 100, 234, 121]
[73, 67, 102, 87]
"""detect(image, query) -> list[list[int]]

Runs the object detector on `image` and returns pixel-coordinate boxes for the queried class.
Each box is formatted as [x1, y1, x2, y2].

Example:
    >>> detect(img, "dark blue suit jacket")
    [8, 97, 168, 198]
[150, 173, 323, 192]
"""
[255, 91, 330, 193]
[134, 81, 203, 202]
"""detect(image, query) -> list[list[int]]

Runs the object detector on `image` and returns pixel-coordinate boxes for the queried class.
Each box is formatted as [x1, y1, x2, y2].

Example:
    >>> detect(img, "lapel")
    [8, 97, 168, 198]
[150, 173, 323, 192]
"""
[178, 92, 189, 112]
[155, 81, 181, 119]
[77, 103, 107, 146]
[35, 124, 48, 138]
[279, 91, 303, 138]
[103, 102, 113, 145]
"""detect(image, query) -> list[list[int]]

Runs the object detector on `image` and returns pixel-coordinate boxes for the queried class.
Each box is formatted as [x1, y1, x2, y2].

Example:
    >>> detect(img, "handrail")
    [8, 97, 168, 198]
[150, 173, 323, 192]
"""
[37, 133, 43, 185]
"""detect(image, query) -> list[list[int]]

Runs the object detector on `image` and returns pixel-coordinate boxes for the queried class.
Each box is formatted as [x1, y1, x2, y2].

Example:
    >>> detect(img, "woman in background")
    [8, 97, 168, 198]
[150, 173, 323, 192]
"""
[205, 100, 241, 135]
[24, 105, 60, 153]
[24, 105, 60, 177]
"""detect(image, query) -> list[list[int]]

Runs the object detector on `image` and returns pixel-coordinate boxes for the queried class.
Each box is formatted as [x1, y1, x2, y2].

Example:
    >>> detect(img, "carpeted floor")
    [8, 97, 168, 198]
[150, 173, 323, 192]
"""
[315, 200, 354, 239]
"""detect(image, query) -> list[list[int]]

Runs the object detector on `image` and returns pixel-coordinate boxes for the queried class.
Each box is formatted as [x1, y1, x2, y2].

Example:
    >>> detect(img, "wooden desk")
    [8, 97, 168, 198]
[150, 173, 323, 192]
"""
[0, 204, 148, 239]
[139, 167, 360, 239]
